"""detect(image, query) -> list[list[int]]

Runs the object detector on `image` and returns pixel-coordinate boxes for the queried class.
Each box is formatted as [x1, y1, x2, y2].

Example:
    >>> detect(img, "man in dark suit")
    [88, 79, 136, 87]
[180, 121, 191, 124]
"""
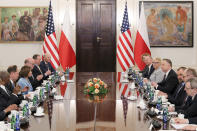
[170, 77, 197, 125]
[152, 59, 179, 96]
[141, 53, 155, 79]
[176, 67, 187, 84]
[6, 65, 19, 93]
[24, 58, 42, 90]
[0, 104, 17, 121]
[160, 68, 197, 107]
[0, 71, 19, 120]
[168, 82, 187, 106]
[169, 68, 197, 106]
[159, 67, 187, 106]
[40, 53, 55, 76]
[32, 54, 51, 85]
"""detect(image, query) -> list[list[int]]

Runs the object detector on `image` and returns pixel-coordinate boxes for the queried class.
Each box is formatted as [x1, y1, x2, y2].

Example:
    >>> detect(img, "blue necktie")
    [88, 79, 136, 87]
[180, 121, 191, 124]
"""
[175, 83, 185, 99]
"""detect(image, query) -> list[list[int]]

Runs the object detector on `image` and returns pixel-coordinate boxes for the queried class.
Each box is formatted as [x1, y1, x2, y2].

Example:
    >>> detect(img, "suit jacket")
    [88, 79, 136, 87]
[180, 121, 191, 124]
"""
[142, 64, 155, 79]
[0, 110, 6, 121]
[32, 65, 44, 86]
[167, 82, 187, 106]
[177, 94, 197, 118]
[189, 117, 197, 124]
[0, 87, 20, 121]
[28, 76, 40, 91]
[40, 60, 55, 74]
[175, 96, 191, 111]
[5, 80, 15, 93]
[157, 69, 179, 95]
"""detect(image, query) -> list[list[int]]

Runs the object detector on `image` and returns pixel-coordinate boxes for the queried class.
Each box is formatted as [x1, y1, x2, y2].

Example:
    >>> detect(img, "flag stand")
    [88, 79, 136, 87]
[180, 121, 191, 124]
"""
[93, 102, 97, 131]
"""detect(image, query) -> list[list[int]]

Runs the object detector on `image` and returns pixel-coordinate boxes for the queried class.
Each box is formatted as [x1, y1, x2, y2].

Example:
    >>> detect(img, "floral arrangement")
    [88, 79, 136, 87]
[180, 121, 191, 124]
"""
[83, 78, 108, 102]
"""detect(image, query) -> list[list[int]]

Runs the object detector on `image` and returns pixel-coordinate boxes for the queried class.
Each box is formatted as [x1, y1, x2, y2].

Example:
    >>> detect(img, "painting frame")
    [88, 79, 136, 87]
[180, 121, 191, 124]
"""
[139, 1, 194, 48]
[0, 6, 48, 43]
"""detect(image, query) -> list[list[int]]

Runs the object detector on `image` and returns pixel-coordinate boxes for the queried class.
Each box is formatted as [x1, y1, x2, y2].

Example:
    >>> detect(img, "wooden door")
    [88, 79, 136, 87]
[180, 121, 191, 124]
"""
[76, 0, 116, 72]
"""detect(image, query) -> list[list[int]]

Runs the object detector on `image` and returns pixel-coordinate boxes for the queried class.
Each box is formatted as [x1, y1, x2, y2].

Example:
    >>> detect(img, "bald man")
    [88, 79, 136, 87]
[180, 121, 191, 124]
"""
[40, 53, 55, 78]
[24, 58, 43, 90]
[24, 58, 34, 70]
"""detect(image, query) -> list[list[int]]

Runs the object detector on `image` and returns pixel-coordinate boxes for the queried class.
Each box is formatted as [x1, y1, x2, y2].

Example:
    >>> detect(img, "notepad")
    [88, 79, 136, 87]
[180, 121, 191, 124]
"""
[171, 124, 188, 129]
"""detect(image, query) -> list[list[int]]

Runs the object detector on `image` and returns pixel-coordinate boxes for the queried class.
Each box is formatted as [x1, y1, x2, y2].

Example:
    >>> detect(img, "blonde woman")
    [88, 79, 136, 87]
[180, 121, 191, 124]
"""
[149, 58, 165, 83]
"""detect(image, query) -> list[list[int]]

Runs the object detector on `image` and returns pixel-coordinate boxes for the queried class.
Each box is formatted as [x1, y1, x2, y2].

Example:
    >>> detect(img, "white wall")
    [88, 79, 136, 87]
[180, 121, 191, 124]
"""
[0, 0, 196, 71]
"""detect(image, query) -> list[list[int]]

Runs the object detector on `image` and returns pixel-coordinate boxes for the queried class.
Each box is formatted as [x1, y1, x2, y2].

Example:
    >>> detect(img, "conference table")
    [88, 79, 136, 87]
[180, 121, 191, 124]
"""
[20, 72, 176, 131]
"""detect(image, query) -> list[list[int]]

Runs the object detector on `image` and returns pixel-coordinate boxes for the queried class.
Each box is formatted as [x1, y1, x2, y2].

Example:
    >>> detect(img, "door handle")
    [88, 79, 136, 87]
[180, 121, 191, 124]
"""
[97, 36, 102, 43]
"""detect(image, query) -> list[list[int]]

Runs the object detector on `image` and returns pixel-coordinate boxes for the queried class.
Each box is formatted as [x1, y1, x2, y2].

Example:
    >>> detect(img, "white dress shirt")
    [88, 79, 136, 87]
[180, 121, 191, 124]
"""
[0, 84, 9, 95]
[164, 69, 171, 79]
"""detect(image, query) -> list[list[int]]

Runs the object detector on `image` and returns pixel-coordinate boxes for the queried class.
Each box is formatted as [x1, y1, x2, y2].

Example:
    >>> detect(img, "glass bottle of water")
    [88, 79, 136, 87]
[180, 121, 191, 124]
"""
[15, 113, 20, 131]
[22, 105, 26, 117]
[163, 107, 168, 129]
[156, 97, 162, 110]
[39, 89, 43, 101]
[26, 103, 29, 118]
[149, 90, 154, 102]
[11, 114, 15, 129]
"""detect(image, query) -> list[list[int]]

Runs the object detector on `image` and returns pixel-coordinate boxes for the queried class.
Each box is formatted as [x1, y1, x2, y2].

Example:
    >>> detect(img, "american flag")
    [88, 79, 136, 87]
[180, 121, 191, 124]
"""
[43, 0, 59, 69]
[117, 2, 134, 72]
[119, 83, 131, 97]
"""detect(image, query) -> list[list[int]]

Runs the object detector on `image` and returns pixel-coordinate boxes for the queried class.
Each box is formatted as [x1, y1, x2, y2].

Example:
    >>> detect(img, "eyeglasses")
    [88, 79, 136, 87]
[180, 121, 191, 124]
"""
[185, 87, 193, 90]
[153, 62, 160, 64]
[183, 75, 190, 78]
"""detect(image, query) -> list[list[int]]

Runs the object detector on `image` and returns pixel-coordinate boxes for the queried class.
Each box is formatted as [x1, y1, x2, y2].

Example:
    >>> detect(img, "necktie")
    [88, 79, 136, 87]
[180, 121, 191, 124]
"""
[162, 74, 166, 81]
[46, 63, 49, 70]
[5, 87, 11, 95]
[37, 65, 42, 74]
[183, 96, 192, 107]
[11, 82, 15, 89]
[0, 86, 10, 96]
[147, 66, 150, 76]
[175, 83, 185, 99]
[31, 75, 34, 80]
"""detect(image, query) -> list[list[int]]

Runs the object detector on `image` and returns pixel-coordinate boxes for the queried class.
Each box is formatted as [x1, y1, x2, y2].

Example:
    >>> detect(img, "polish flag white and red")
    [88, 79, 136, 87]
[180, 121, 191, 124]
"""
[59, 2, 76, 71]
[117, 2, 134, 72]
[134, 2, 151, 70]
[43, 0, 59, 69]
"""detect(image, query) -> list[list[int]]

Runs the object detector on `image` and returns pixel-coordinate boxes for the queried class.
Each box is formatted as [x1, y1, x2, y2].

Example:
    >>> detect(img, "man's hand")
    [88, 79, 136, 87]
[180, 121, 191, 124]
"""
[158, 91, 168, 97]
[36, 74, 43, 81]
[173, 118, 188, 124]
[45, 70, 51, 76]
[151, 82, 158, 87]
[25, 94, 31, 98]
[13, 85, 21, 95]
[168, 106, 175, 112]
[183, 125, 197, 130]
[4, 104, 18, 113]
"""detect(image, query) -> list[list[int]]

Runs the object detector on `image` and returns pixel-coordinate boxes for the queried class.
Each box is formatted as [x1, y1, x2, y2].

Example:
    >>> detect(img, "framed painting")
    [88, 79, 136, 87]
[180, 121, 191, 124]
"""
[0, 7, 48, 43]
[140, 1, 193, 47]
